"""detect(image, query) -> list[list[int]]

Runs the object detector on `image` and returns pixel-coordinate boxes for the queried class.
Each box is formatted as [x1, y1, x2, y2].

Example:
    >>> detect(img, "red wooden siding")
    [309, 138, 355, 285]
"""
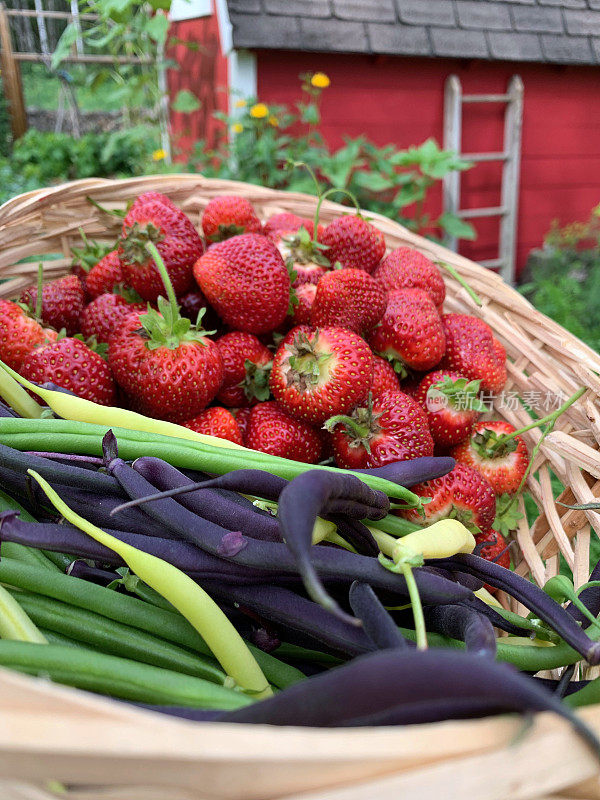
[256, 52, 600, 276]
[167, 9, 228, 158]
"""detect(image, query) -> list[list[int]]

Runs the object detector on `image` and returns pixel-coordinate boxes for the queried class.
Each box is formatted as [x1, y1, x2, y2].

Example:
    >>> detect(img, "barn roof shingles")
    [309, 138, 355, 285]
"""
[225, 0, 600, 65]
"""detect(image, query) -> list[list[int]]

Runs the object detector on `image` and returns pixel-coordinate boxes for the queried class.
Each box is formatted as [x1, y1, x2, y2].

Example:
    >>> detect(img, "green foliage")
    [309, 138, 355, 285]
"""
[0, 127, 160, 205]
[189, 80, 475, 241]
[521, 205, 600, 353]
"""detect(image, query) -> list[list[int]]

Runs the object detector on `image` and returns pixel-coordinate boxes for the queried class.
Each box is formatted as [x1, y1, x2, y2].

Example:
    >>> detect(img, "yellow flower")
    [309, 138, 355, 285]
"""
[311, 72, 330, 89]
[234, 99, 247, 109]
[152, 148, 166, 162]
[250, 102, 269, 119]
[268, 115, 279, 127]
[232, 122, 244, 134]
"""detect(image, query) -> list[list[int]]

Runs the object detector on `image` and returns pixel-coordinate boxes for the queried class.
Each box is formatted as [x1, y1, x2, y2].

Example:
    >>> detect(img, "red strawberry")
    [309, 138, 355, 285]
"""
[373, 247, 445, 309]
[215, 331, 272, 407]
[414, 369, 484, 448]
[450, 420, 529, 496]
[132, 191, 177, 210]
[370, 355, 400, 399]
[475, 528, 511, 593]
[108, 303, 224, 421]
[20, 337, 116, 406]
[492, 336, 506, 364]
[438, 314, 507, 394]
[80, 294, 147, 344]
[310, 268, 387, 335]
[400, 463, 496, 534]
[119, 196, 203, 302]
[325, 390, 434, 469]
[201, 196, 262, 242]
[193, 233, 290, 335]
[232, 406, 251, 443]
[70, 235, 115, 293]
[264, 213, 324, 241]
[320, 215, 386, 273]
[183, 406, 243, 445]
[86, 251, 123, 299]
[368, 288, 445, 375]
[289, 283, 317, 326]
[269, 326, 373, 426]
[0, 300, 57, 370]
[20, 274, 84, 336]
[246, 401, 322, 463]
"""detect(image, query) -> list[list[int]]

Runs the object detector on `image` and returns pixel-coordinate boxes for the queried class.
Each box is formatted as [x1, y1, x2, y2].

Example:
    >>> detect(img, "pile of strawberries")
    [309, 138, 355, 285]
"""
[0, 191, 529, 565]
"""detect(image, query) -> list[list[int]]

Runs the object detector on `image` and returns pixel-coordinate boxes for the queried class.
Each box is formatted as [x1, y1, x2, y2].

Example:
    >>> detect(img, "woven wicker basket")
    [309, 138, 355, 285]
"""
[1, 175, 600, 799]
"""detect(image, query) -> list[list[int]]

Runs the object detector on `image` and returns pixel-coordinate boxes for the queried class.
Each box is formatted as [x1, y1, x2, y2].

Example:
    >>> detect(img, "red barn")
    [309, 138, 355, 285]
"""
[168, 0, 600, 282]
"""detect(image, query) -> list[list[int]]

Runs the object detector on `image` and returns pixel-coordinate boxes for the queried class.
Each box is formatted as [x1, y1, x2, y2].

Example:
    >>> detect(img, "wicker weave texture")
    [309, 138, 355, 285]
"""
[1, 174, 600, 600]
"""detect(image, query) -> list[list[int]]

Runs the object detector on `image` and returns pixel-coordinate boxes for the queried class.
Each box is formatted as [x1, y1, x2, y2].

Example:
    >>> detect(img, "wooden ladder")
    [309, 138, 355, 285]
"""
[443, 74, 524, 286]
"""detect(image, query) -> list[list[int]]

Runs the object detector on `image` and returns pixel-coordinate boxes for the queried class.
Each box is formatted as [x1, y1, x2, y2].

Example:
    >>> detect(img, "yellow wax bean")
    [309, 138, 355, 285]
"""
[0, 585, 47, 644]
[0, 360, 245, 451]
[392, 519, 476, 563]
[28, 470, 271, 697]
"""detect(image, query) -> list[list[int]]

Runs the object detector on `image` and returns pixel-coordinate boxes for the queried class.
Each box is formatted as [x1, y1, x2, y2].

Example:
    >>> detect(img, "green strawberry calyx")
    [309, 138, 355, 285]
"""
[285, 330, 332, 391]
[472, 427, 519, 460]
[281, 226, 330, 268]
[208, 222, 247, 243]
[323, 394, 382, 454]
[378, 350, 409, 380]
[241, 358, 272, 402]
[493, 494, 524, 537]
[427, 376, 487, 414]
[121, 221, 164, 266]
[138, 241, 215, 351]
[71, 228, 115, 273]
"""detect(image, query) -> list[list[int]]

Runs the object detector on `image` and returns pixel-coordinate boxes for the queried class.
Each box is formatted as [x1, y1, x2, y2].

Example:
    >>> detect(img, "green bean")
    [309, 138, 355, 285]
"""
[12, 590, 227, 684]
[0, 641, 251, 709]
[401, 626, 593, 672]
[0, 418, 421, 505]
[42, 629, 85, 648]
[0, 558, 304, 689]
[0, 490, 59, 572]
[565, 677, 600, 708]
[30, 470, 271, 697]
[41, 550, 73, 571]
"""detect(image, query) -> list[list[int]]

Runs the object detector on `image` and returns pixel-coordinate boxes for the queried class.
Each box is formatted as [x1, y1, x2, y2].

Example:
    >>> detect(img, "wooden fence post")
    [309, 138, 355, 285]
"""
[0, 2, 27, 139]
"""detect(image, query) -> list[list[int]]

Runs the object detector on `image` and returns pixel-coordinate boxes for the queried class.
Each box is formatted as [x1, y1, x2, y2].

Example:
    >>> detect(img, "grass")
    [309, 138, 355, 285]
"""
[22, 63, 130, 112]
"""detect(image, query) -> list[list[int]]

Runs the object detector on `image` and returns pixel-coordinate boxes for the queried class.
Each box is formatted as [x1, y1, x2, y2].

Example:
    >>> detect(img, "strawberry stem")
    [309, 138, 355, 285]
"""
[35, 263, 43, 320]
[490, 387, 586, 454]
[144, 240, 180, 327]
[436, 260, 482, 307]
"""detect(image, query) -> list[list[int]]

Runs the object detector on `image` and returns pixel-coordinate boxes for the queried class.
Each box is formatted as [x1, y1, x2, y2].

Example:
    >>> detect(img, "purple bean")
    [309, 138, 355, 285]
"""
[349, 582, 407, 650]
[133, 458, 282, 542]
[435, 554, 600, 665]
[218, 649, 600, 757]
[0, 400, 18, 417]
[423, 604, 496, 658]
[276, 470, 389, 623]
[331, 518, 379, 557]
[107, 458, 473, 604]
[0, 511, 286, 586]
[354, 456, 455, 485]
[205, 582, 373, 657]
[67, 561, 118, 586]
[0, 443, 118, 494]
[460, 595, 529, 637]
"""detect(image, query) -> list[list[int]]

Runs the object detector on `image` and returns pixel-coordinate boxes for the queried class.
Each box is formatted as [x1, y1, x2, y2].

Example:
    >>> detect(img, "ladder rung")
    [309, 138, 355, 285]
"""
[457, 206, 507, 220]
[462, 94, 511, 103]
[479, 258, 505, 269]
[461, 152, 507, 163]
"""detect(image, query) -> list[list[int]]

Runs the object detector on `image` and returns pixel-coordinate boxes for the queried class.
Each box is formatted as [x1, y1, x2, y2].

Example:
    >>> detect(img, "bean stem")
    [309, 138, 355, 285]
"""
[28, 470, 271, 697]
[401, 563, 427, 650]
